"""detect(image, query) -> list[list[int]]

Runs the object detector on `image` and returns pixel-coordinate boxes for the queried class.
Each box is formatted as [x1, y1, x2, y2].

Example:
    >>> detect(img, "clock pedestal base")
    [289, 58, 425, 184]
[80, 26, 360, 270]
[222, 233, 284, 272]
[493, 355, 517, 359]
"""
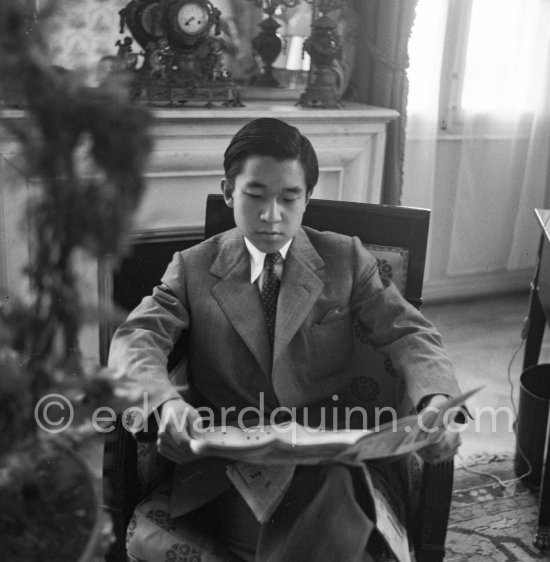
[134, 77, 243, 108]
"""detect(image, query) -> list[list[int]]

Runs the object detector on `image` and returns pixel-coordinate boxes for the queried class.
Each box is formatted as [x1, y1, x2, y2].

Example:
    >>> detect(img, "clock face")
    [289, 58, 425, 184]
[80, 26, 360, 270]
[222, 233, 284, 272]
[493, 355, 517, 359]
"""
[177, 2, 209, 35]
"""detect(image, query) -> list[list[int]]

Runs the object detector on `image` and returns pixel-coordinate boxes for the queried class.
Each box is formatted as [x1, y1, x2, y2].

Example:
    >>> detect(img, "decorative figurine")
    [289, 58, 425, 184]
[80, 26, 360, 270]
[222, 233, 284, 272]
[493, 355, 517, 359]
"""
[246, 0, 300, 88]
[116, 36, 139, 70]
[251, 14, 283, 87]
[298, 0, 344, 108]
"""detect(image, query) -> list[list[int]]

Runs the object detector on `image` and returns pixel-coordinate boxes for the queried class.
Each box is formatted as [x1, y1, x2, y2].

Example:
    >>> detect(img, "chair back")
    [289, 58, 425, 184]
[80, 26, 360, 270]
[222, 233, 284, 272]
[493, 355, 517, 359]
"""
[205, 195, 429, 308]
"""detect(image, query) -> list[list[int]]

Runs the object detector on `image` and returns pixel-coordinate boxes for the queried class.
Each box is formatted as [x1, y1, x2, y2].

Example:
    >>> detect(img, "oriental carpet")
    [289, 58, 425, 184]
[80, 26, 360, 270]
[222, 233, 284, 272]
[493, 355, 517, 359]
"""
[445, 453, 549, 561]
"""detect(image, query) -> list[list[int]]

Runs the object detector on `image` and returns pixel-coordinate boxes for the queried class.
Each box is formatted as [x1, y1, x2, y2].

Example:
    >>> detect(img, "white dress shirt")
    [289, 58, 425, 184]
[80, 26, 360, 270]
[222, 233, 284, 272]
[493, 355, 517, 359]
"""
[244, 237, 292, 291]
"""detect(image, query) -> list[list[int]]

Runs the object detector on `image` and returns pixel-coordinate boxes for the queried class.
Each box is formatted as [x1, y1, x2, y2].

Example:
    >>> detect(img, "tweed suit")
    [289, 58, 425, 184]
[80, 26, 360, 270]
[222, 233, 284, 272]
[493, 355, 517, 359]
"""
[108, 225, 461, 556]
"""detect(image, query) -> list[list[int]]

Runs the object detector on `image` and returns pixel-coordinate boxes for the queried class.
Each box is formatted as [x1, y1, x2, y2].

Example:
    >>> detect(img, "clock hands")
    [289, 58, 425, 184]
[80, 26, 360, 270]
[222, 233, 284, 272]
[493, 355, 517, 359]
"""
[184, 16, 203, 26]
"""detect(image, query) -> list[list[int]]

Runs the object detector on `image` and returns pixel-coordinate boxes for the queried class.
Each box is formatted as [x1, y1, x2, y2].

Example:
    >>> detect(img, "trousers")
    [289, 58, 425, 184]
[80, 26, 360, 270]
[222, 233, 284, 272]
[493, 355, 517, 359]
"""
[185, 464, 376, 561]
[128, 463, 401, 562]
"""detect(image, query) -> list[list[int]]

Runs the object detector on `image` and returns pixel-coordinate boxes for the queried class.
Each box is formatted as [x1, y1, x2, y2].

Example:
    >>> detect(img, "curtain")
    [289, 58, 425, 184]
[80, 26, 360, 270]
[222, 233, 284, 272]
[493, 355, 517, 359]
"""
[403, 0, 550, 286]
[347, 0, 418, 205]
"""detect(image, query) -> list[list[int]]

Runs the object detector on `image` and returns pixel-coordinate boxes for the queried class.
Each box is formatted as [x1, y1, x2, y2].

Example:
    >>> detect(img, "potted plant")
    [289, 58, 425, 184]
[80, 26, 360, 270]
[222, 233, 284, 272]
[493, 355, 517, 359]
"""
[0, 1, 153, 559]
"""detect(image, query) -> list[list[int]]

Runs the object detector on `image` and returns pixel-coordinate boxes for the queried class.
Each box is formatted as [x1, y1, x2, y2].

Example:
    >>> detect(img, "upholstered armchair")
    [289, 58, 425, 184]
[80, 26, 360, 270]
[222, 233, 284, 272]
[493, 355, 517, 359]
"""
[102, 196, 454, 562]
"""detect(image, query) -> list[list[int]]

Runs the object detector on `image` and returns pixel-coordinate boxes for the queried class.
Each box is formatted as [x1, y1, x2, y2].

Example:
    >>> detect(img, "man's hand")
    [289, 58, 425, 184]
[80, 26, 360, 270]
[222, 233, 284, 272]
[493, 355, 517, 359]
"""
[417, 394, 462, 464]
[156, 397, 202, 464]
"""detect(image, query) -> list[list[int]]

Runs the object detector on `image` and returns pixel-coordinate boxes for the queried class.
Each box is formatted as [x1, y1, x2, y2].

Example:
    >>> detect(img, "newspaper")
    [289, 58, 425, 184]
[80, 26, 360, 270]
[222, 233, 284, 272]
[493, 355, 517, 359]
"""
[361, 465, 411, 562]
[189, 388, 478, 465]
[225, 462, 296, 523]
[188, 388, 478, 548]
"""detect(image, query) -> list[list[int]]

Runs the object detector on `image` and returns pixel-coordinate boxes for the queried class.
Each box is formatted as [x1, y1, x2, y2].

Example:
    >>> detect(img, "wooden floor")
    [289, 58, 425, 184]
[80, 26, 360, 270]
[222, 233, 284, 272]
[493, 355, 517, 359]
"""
[423, 292, 550, 461]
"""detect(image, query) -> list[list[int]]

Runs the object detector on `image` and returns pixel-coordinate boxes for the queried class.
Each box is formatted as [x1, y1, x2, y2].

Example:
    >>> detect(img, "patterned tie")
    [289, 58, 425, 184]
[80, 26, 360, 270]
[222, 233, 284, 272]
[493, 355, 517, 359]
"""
[260, 252, 281, 351]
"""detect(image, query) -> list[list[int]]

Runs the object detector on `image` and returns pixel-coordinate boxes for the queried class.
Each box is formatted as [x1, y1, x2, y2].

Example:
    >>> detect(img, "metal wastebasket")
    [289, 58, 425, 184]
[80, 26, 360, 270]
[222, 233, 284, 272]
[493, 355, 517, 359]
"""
[514, 363, 550, 489]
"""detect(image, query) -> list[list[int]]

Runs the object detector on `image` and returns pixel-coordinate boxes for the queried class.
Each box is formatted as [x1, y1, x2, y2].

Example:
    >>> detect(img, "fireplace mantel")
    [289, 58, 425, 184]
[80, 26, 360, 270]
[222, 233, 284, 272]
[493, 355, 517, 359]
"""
[134, 102, 398, 231]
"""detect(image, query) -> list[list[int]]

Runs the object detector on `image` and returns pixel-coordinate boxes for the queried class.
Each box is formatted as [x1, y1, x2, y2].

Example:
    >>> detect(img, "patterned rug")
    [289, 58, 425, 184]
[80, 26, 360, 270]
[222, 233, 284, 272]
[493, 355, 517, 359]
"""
[445, 453, 549, 561]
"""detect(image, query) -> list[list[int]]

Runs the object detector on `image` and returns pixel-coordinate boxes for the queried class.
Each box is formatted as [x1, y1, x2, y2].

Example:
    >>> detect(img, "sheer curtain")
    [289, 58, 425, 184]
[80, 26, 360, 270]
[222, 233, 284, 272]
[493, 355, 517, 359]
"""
[403, 0, 550, 287]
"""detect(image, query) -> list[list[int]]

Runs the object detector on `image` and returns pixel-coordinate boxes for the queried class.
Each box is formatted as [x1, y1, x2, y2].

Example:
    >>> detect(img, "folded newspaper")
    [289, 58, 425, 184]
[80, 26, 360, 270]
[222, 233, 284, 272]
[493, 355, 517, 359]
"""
[189, 388, 477, 465]
[190, 389, 478, 561]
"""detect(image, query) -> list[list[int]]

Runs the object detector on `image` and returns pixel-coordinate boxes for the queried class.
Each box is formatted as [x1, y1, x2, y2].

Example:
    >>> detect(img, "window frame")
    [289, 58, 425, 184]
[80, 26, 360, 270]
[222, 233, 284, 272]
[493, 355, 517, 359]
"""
[438, 0, 473, 132]
[417, 0, 537, 137]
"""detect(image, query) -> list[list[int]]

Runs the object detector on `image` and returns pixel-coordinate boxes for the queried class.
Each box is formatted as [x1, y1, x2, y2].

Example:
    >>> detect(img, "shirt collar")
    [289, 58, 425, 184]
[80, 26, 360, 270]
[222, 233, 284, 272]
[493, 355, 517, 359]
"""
[244, 237, 292, 284]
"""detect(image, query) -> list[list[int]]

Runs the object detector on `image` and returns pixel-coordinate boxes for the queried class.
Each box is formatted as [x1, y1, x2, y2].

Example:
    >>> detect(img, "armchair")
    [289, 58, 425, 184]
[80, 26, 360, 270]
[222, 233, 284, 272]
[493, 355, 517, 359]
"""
[102, 196, 454, 562]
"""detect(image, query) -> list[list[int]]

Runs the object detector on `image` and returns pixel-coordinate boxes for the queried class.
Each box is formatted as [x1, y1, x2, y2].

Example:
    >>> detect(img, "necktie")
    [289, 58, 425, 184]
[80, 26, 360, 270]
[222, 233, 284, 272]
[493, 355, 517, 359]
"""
[260, 252, 281, 351]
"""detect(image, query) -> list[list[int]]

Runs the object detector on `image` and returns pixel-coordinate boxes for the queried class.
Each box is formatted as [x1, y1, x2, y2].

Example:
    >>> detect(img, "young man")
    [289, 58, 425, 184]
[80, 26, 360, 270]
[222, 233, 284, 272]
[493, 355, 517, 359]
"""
[109, 118, 463, 561]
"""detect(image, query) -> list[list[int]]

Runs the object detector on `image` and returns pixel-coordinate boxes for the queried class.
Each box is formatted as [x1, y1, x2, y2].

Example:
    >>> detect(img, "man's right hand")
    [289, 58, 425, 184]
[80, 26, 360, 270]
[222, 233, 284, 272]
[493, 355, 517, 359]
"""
[156, 398, 202, 464]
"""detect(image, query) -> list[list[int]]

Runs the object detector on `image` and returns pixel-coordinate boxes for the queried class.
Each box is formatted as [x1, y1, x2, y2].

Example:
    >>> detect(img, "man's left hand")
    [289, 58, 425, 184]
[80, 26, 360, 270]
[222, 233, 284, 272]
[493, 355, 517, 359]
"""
[417, 394, 463, 464]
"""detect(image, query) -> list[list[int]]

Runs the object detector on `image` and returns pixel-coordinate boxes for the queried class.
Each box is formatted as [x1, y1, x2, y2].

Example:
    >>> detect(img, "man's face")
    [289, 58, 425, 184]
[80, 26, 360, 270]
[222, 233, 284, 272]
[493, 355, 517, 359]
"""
[222, 155, 310, 253]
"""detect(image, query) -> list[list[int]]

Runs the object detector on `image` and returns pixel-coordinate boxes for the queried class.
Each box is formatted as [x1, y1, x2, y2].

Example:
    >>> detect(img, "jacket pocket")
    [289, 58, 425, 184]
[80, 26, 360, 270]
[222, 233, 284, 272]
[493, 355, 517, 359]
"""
[306, 313, 354, 378]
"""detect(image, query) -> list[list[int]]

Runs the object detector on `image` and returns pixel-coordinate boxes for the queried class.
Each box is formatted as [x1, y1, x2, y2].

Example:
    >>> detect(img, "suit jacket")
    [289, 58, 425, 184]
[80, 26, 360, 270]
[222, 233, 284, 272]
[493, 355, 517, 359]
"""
[108, 226, 460, 516]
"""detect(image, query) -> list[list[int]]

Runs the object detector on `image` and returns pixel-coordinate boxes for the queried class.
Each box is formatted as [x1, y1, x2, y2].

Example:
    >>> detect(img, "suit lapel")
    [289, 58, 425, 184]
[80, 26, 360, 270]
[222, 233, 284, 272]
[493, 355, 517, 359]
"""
[210, 230, 272, 378]
[274, 228, 325, 363]
[209, 228, 325, 380]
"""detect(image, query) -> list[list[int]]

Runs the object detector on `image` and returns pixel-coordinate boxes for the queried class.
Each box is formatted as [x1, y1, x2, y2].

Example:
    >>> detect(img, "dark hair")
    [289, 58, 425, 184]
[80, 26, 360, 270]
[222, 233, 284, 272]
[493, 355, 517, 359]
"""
[223, 118, 319, 195]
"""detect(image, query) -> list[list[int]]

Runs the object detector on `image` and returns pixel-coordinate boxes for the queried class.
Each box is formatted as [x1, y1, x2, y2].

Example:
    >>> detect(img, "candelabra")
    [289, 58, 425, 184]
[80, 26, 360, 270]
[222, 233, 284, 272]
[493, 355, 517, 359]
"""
[298, 0, 345, 107]
[246, 0, 301, 87]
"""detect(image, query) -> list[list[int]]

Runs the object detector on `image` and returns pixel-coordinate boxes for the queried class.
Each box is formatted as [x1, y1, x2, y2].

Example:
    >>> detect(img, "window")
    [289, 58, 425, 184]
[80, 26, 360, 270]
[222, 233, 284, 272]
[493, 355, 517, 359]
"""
[407, 0, 550, 132]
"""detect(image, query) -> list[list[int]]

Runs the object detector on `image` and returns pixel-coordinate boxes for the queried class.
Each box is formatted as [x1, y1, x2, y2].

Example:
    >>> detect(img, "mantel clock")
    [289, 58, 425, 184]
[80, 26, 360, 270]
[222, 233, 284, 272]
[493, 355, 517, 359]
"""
[118, 0, 242, 107]
[163, 0, 217, 50]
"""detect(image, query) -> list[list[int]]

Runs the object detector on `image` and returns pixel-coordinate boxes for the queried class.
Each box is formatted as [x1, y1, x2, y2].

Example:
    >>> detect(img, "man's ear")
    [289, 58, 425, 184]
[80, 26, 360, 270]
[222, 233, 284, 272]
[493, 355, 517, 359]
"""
[221, 179, 234, 208]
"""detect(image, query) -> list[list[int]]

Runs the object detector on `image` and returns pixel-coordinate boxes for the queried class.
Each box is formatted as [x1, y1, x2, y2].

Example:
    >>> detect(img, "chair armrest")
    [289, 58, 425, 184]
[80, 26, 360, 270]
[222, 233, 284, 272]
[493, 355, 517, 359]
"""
[412, 459, 454, 562]
[103, 416, 142, 562]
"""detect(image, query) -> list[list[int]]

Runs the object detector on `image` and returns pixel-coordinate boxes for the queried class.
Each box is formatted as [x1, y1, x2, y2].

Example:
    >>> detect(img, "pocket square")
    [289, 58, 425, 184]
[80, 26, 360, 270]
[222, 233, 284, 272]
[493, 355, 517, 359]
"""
[318, 306, 350, 325]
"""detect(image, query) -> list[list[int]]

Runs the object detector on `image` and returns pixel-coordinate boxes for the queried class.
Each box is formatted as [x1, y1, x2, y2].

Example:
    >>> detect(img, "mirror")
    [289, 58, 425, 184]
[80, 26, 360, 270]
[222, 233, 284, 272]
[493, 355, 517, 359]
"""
[210, 0, 313, 94]
[43, 0, 355, 103]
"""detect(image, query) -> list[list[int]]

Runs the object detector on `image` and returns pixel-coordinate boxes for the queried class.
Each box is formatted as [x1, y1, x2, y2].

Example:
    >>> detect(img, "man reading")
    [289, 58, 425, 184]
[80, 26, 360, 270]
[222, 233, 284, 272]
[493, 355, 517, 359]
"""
[109, 117, 463, 561]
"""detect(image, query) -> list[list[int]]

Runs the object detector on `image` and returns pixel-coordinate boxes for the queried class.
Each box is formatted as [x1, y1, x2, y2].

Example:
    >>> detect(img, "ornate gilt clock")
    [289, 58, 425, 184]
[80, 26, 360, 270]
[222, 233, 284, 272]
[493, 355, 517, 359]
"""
[117, 0, 242, 107]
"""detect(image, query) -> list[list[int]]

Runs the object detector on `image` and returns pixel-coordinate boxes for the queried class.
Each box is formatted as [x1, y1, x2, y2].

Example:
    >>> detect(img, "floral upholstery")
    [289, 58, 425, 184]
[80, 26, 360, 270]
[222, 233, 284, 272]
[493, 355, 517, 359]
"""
[365, 244, 409, 295]
[126, 483, 239, 562]
[348, 244, 424, 514]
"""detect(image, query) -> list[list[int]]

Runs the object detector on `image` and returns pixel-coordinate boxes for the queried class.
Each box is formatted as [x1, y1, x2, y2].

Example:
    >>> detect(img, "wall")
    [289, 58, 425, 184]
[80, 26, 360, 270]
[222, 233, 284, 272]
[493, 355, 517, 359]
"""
[45, 0, 125, 72]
